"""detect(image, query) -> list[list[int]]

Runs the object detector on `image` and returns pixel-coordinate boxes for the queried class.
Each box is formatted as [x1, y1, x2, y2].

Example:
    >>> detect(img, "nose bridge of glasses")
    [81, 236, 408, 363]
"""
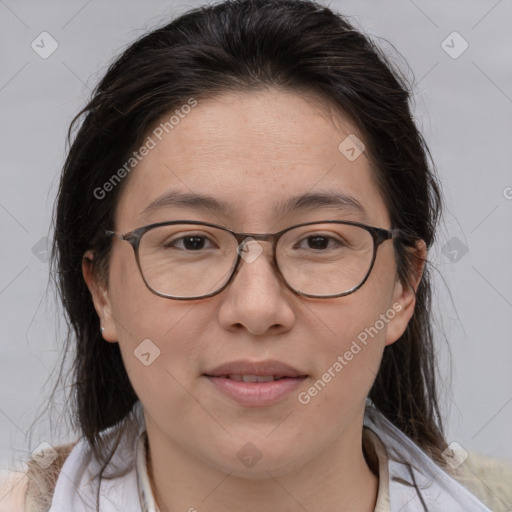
[233, 231, 277, 265]
[233, 230, 276, 252]
[229, 233, 288, 294]
[229, 231, 288, 286]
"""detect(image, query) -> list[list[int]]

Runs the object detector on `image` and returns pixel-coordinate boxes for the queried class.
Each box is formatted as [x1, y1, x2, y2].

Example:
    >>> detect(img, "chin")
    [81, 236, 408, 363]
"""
[203, 441, 305, 480]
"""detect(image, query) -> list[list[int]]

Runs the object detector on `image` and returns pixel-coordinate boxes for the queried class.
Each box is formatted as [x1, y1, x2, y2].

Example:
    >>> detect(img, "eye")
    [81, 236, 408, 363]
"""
[164, 233, 218, 251]
[295, 233, 346, 251]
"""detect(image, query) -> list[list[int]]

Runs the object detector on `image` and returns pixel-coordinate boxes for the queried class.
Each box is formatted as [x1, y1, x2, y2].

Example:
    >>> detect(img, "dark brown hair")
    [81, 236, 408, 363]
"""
[45, 0, 446, 504]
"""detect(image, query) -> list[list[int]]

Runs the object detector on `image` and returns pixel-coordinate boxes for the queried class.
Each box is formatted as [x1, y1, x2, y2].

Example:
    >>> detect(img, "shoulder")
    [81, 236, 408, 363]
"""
[0, 442, 77, 512]
[450, 452, 512, 512]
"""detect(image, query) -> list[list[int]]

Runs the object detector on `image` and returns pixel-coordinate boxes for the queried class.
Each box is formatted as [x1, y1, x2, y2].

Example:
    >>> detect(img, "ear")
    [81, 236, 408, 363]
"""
[384, 239, 427, 346]
[82, 250, 118, 343]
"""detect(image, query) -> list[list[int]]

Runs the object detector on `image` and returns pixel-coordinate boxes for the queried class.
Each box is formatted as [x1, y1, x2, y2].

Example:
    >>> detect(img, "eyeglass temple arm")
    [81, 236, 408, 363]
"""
[104, 230, 127, 241]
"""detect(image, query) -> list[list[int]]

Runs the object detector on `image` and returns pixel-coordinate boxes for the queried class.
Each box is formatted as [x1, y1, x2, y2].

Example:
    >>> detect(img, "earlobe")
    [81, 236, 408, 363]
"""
[384, 239, 427, 346]
[82, 250, 117, 342]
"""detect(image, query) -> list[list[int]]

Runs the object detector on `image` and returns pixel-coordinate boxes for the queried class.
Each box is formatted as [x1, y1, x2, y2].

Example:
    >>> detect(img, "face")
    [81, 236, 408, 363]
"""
[84, 88, 422, 479]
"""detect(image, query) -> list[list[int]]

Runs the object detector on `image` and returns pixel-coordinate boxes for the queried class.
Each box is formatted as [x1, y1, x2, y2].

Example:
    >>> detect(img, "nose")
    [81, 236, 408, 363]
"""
[217, 238, 296, 336]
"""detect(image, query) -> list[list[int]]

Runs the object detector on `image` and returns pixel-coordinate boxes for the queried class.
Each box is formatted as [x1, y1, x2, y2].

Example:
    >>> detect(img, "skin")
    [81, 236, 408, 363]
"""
[83, 88, 425, 512]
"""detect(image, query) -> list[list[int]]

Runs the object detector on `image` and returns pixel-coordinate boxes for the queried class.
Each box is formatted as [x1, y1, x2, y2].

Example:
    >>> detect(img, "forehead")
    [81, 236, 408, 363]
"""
[115, 88, 389, 230]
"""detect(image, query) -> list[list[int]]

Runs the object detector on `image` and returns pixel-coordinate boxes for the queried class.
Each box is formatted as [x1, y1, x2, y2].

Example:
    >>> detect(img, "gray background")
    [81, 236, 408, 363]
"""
[1, 0, 511, 473]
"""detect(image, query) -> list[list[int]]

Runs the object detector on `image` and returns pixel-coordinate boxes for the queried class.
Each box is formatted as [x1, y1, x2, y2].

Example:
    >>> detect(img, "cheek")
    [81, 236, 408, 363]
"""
[311, 305, 387, 409]
[113, 306, 208, 429]
[307, 250, 398, 407]
[107, 249, 212, 408]
[108, 245, 191, 338]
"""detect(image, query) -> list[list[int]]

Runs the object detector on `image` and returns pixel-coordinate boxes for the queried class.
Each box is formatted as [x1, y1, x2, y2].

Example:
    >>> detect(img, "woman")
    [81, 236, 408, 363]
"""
[2, 0, 511, 510]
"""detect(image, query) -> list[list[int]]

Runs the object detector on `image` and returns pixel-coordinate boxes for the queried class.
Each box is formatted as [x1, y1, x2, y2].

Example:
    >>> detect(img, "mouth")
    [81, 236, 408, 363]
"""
[203, 374, 307, 382]
[204, 359, 307, 379]
[202, 360, 308, 406]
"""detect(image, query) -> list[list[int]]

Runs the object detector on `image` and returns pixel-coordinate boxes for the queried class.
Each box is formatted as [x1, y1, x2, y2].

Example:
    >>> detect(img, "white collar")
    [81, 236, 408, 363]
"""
[135, 430, 158, 512]
[363, 401, 492, 511]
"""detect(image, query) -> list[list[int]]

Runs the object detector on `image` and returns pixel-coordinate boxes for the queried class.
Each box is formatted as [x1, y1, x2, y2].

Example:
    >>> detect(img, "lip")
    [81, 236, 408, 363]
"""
[204, 359, 307, 378]
[203, 359, 308, 407]
[204, 375, 308, 407]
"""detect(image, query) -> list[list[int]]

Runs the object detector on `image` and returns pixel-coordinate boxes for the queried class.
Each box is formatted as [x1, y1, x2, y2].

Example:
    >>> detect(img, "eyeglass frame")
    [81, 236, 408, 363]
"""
[105, 219, 402, 300]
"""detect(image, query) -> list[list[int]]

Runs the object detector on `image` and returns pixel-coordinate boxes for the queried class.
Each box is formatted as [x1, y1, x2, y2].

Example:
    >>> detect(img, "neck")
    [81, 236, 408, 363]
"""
[145, 413, 379, 512]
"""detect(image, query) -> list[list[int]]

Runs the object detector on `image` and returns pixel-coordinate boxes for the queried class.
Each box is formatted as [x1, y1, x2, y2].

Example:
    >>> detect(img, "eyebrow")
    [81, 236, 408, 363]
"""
[140, 189, 368, 220]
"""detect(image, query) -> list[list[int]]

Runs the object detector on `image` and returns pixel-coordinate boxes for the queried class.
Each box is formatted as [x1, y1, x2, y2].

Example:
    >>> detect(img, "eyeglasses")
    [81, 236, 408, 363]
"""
[105, 220, 400, 300]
